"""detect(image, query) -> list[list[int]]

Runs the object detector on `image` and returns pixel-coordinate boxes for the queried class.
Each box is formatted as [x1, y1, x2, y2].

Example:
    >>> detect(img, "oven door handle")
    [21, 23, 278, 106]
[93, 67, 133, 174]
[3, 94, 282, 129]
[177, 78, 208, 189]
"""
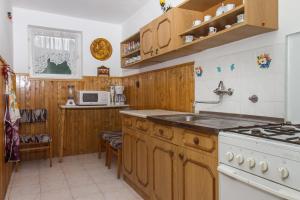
[218, 165, 300, 200]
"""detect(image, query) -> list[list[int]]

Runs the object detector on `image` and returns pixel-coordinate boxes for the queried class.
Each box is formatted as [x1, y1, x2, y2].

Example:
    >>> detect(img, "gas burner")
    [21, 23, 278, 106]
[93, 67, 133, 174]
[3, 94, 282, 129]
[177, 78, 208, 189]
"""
[286, 137, 300, 144]
[227, 123, 300, 145]
[280, 126, 296, 132]
[251, 128, 264, 136]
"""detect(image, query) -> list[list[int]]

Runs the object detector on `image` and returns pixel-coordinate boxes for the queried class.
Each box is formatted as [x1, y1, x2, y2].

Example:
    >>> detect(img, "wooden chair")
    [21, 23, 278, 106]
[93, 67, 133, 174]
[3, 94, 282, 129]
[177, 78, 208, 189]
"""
[97, 131, 122, 166]
[107, 137, 123, 179]
[17, 109, 52, 169]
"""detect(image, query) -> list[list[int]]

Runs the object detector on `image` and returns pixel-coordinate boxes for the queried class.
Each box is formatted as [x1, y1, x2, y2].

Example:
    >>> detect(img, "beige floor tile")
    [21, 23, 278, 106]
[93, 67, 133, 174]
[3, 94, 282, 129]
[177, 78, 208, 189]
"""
[9, 193, 41, 200]
[13, 174, 40, 186]
[40, 179, 69, 193]
[10, 184, 41, 196]
[70, 183, 100, 198]
[40, 189, 73, 200]
[7, 153, 143, 200]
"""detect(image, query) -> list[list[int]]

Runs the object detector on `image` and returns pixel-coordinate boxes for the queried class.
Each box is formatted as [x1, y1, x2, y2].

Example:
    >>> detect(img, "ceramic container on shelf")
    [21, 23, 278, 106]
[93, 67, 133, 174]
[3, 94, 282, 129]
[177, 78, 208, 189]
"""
[226, 3, 236, 11]
[184, 35, 194, 43]
[216, 3, 226, 16]
[193, 19, 202, 27]
[204, 15, 212, 22]
[209, 27, 218, 35]
[237, 14, 245, 23]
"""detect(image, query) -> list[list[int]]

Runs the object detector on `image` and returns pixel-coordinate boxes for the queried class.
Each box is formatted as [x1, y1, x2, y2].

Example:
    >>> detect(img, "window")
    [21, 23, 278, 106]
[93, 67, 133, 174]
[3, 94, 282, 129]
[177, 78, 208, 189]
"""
[28, 26, 82, 79]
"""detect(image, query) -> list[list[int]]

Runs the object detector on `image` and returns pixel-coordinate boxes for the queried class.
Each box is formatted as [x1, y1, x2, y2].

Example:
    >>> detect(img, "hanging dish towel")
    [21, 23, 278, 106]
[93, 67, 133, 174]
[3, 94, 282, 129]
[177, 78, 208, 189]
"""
[3, 64, 21, 162]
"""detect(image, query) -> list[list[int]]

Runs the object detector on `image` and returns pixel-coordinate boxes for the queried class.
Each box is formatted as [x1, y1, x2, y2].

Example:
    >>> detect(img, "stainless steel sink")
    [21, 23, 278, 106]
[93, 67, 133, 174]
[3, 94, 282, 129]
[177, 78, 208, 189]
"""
[163, 115, 210, 122]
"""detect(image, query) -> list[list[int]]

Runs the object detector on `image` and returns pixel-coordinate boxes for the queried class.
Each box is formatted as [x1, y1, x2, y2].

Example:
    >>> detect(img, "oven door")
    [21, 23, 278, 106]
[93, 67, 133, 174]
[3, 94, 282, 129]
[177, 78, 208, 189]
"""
[218, 165, 300, 200]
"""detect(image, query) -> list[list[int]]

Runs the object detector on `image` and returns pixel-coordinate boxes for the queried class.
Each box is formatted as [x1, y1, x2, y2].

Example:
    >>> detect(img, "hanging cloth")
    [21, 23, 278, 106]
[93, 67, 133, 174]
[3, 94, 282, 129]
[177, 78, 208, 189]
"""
[1, 59, 21, 162]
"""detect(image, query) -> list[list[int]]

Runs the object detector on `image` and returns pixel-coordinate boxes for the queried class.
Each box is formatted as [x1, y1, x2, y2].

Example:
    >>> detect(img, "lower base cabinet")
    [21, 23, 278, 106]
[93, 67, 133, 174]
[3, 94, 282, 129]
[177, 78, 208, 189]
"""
[122, 116, 218, 200]
[151, 138, 179, 200]
[177, 148, 218, 200]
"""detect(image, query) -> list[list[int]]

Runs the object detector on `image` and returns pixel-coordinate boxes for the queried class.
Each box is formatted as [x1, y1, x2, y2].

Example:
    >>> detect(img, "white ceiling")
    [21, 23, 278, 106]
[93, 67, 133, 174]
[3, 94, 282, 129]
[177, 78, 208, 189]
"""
[11, 0, 151, 24]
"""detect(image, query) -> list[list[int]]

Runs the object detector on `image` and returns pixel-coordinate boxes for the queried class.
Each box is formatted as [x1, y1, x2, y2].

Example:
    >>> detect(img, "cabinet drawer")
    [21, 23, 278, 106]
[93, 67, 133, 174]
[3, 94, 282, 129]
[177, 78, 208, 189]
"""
[135, 118, 149, 132]
[153, 124, 174, 141]
[123, 116, 133, 128]
[183, 131, 216, 153]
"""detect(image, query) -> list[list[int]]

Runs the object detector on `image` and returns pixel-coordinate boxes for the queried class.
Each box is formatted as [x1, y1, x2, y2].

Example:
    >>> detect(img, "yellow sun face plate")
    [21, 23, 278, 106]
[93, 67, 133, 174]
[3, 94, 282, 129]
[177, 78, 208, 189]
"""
[90, 38, 113, 61]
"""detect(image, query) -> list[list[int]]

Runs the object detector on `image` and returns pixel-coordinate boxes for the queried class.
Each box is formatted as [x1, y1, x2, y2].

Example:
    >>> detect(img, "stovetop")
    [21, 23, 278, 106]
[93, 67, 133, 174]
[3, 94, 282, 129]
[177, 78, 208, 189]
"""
[226, 123, 300, 145]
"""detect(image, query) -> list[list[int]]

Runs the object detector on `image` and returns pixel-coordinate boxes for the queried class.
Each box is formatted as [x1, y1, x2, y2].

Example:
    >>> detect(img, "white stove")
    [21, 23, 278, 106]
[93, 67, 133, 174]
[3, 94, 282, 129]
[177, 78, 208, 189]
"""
[219, 126, 300, 200]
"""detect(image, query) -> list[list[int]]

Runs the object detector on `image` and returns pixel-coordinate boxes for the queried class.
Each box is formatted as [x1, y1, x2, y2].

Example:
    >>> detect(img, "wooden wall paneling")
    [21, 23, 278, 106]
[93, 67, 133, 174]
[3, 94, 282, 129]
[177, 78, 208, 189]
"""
[16, 75, 123, 160]
[124, 62, 195, 112]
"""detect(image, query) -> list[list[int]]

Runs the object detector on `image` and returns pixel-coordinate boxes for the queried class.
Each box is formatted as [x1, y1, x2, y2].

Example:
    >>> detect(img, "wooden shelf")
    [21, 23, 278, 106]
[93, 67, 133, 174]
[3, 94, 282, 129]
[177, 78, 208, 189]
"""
[121, 48, 141, 58]
[179, 5, 245, 37]
[122, 60, 143, 68]
[121, 0, 278, 69]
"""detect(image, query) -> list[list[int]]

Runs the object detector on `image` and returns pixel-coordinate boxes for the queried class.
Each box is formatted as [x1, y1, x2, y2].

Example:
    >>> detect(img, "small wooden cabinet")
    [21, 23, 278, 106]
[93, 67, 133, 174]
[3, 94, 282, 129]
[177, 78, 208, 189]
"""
[177, 148, 218, 200]
[151, 137, 178, 200]
[122, 115, 218, 200]
[140, 8, 201, 61]
[135, 132, 151, 196]
[122, 128, 135, 182]
[140, 23, 155, 60]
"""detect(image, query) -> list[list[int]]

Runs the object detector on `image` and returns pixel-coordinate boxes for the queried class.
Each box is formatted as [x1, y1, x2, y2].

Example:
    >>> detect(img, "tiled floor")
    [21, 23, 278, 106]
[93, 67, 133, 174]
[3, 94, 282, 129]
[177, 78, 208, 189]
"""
[5, 153, 143, 200]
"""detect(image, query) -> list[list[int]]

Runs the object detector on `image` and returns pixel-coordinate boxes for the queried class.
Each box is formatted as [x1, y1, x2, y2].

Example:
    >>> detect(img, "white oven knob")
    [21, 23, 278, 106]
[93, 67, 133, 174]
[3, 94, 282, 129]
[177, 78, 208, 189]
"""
[247, 158, 256, 169]
[278, 167, 289, 180]
[236, 154, 244, 165]
[259, 161, 268, 173]
[226, 152, 234, 162]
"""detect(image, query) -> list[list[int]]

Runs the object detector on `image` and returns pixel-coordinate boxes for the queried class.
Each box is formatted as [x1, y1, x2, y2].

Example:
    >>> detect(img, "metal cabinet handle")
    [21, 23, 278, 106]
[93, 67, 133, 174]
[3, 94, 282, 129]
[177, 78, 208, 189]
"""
[193, 137, 200, 145]
[156, 49, 159, 54]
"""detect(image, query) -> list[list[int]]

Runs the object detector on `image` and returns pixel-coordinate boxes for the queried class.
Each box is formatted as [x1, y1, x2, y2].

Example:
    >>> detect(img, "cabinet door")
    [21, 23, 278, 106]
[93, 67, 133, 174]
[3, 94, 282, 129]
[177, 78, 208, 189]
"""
[150, 138, 178, 200]
[177, 148, 218, 200]
[122, 129, 135, 181]
[135, 133, 151, 196]
[154, 10, 175, 56]
[140, 23, 155, 60]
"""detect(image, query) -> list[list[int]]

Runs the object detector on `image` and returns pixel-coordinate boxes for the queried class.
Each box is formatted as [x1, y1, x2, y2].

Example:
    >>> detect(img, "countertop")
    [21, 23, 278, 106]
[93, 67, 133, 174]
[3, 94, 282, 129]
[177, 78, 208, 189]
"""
[60, 104, 129, 109]
[120, 109, 188, 118]
[147, 112, 284, 134]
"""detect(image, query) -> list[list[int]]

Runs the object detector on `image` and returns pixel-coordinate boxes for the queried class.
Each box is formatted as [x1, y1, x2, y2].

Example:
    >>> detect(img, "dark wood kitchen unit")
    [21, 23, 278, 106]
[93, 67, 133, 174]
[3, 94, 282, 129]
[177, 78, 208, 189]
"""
[122, 114, 218, 200]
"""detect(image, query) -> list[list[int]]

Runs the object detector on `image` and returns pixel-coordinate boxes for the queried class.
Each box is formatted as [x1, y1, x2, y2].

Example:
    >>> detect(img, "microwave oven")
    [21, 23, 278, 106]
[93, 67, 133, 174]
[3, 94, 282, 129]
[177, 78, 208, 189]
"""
[76, 91, 110, 106]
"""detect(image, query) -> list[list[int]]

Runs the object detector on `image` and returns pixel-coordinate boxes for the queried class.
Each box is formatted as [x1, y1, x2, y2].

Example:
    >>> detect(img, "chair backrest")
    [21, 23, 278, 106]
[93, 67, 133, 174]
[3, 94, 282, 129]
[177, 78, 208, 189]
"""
[20, 109, 48, 124]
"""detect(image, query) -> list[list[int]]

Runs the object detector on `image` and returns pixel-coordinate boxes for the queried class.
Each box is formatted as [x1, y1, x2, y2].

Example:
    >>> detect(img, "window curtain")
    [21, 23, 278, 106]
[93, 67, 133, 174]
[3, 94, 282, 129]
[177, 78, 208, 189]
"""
[29, 26, 82, 77]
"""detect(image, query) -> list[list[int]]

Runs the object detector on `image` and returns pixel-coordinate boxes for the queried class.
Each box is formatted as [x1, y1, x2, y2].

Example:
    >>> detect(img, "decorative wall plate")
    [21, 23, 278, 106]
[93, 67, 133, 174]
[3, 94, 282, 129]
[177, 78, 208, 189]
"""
[90, 38, 112, 61]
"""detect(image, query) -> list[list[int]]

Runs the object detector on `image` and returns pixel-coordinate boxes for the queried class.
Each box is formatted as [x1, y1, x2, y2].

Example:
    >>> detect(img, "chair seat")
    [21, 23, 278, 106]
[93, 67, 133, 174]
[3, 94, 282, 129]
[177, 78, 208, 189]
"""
[100, 131, 122, 141]
[110, 137, 123, 149]
[20, 134, 52, 144]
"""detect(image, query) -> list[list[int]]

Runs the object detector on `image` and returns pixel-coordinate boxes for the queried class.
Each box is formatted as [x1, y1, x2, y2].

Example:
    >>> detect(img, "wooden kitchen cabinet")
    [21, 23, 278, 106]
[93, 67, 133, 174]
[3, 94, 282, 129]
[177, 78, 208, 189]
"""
[150, 137, 179, 200]
[140, 8, 201, 61]
[153, 10, 176, 56]
[122, 115, 218, 200]
[140, 23, 155, 60]
[122, 128, 135, 182]
[177, 147, 218, 200]
[135, 132, 151, 196]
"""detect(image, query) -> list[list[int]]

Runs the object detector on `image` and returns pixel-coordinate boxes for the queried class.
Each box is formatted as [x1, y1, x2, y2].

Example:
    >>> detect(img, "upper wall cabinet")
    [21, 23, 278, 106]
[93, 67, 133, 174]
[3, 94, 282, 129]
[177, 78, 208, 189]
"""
[121, 0, 278, 68]
[140, 8, 201, 61]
